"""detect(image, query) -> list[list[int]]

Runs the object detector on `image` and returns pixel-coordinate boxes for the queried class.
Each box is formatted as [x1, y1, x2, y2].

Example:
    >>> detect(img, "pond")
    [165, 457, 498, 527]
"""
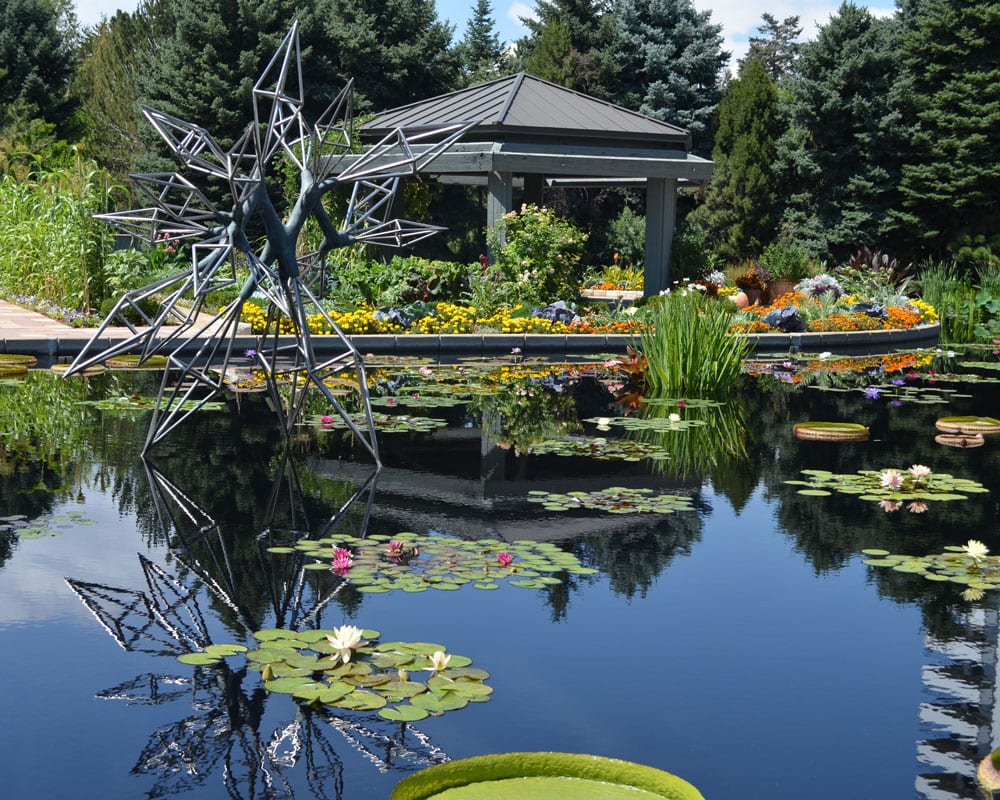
[1, 350, 999, 800]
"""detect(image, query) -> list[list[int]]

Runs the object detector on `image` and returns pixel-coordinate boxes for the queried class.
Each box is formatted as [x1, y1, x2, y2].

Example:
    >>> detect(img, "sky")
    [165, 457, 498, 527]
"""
[73, 0, 898, 69]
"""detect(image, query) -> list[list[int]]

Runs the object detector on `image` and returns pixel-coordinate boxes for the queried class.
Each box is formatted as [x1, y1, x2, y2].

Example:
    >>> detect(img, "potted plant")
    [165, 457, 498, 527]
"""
[760, 241, 813, 298]
[733, 262, 772, 306]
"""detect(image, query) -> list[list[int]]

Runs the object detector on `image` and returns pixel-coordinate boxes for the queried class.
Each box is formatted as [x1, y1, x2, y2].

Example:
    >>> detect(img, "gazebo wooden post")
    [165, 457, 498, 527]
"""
[644, 177, 677, 296]
[487, 170, 513, 257]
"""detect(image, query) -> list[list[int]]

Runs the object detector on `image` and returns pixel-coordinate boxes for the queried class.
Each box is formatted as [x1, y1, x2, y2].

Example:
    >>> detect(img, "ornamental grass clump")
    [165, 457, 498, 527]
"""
[636, 289, 749, 397]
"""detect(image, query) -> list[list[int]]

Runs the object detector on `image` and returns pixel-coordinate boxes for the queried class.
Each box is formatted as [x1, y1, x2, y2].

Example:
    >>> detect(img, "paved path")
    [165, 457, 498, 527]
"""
[0, 298, 98, 340]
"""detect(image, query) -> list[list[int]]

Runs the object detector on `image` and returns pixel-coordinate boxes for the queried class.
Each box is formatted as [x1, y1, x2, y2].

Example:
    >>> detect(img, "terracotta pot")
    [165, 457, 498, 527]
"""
[770, 279, 797, 300]
[729, 291, 750, 309]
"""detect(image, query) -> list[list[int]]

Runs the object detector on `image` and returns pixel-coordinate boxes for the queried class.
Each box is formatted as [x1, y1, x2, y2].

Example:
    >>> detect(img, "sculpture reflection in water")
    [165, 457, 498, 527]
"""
[64, 22, 468, 458]
[65, 445, 448, 799]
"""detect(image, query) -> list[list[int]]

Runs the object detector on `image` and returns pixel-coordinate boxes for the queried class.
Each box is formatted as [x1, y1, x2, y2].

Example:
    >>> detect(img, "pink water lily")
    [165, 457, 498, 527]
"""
[879, 500, 902, 512]
[879, 470, 904, 490]
[908, 464, 932, 479]
[496, 552, 513, 567]
[386, 540, 406, 557]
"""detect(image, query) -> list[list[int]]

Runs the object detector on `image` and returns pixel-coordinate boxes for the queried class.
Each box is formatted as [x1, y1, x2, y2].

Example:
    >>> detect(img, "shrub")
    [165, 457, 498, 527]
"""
[760, 241, 813, 281]
[486, 204, 587, 308]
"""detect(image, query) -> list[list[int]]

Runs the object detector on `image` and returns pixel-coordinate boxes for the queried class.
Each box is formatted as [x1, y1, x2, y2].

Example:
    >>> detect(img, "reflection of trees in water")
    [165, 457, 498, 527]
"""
[0, 371, 103, 518]
[747, 376, 1000, 799]
[750, 377, 1000, 579]
[574, 507, 706, 601]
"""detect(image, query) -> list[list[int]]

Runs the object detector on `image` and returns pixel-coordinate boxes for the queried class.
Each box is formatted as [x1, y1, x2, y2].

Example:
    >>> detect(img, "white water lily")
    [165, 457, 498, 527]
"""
[668, 413, 681, 423]
[426, 650, 452, 674]
[326, 624, 366, 664]
[908, 464, 932, 479]
[963, 539, 990, 562]
[596, 417, 611, 427]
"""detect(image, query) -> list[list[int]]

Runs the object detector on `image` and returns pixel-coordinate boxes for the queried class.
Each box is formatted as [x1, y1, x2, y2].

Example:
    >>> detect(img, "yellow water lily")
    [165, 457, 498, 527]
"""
[426, 650, 452, 674]
[326, 624, 366, 664]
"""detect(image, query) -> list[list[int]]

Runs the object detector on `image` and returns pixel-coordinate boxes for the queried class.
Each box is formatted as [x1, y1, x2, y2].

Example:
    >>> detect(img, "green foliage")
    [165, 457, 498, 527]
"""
[740, 13, 802, 82]
[669, 219, 715, 281]
[637, 289, 749, 397]
[74, 4, 170, 178]
[834, 246, 912, 305]
[603, 206, 645, 269]
[894, 0, 1000, 263]
[760, 239, 813, 281]
[326, 255, 472, 310]
[690, 57, 780, 261]
[774, 4, 905, 262]
[0, 158, 119, 309]
[608, 0, 729, 155]
[0, 0, 78, 138]
[485, 204, 587, 308]
[315, 0, 460, 112]
[455, 0, 507, 86]
[514, 0, 612, 94]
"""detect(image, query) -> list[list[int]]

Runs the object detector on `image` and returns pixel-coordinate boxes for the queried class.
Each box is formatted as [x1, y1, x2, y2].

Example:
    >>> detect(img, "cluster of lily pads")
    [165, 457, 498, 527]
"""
[862, 539, 1000, 601]
[0, 510, 95, 538]
[306, 411, 447, 434]
[787, 465, 988, 508]
[179, 625, 491, 722]
[527, 487, 696, 515]
[527, 436, 670, 461]
[80, 395, 226, 414]
[271, 532, 597, 591]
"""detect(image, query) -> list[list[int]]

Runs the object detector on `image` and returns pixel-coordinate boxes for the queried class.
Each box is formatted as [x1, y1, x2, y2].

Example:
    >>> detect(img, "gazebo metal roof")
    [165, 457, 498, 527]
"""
[363, 72, 692, 149]
[338, 73, 714, 294]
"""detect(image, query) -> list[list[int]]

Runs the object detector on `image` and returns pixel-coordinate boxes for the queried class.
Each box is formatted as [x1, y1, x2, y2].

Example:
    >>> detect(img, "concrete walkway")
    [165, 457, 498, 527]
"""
[0, 298, 940, 361]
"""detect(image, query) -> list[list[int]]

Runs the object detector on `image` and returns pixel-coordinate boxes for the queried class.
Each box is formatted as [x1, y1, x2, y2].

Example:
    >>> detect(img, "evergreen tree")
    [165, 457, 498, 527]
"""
[690, 58, 780, 261]
[513, 0, 612, 94]
[893, 0, 1000, 264]
[136, 0, 248, 162]
[0, 0, 78, 137]
[740, 13, 801, 82]
[456, 0, 507, 86]
[608, 0, 728, 155]
[316, 0, 460, 111]
[774, 3, 904, 261]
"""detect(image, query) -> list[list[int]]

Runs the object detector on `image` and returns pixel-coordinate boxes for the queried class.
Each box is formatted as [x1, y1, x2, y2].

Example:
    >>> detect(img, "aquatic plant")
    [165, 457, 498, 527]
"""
[527, 487, 696, 514]
[787, 466, 988, 503]
[277, 532, 597, 591]
[178, 626, 492, 722]
[636, 290, 749, 397]
[862, 540, 1000, 597]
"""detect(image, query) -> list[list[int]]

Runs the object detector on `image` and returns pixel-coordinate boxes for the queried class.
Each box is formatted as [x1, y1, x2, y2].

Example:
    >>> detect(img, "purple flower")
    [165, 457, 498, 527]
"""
[244, 348, 257, 359]
[890, 378, 905, 386]
[864, 386, 881, 399]
[890, 399, 903, 407]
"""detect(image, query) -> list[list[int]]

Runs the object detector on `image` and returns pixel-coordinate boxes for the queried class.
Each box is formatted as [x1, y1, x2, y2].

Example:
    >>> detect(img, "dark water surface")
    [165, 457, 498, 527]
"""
[1, 362, 999, 800]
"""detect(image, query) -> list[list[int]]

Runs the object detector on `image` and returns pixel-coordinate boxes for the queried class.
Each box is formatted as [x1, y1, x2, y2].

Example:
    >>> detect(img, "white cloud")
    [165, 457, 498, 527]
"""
[506, 2, 536, 33]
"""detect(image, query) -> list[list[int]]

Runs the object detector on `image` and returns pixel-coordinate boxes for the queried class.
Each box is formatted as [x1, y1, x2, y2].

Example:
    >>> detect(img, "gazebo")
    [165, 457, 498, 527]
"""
[356, 73, 714, 295]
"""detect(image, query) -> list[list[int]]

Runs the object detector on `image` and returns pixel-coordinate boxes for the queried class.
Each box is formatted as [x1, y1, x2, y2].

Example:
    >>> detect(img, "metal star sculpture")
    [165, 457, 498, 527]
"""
[66, 22, 469, 459]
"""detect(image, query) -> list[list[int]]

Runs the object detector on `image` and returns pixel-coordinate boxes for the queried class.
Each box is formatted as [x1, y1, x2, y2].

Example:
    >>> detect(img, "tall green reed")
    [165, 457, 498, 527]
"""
[636, 289, 749, 397]
[0, 151, 120, 310]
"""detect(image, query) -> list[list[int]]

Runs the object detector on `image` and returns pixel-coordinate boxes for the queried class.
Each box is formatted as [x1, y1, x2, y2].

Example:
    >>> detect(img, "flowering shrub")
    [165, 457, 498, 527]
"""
[485, 204, 587, 308]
